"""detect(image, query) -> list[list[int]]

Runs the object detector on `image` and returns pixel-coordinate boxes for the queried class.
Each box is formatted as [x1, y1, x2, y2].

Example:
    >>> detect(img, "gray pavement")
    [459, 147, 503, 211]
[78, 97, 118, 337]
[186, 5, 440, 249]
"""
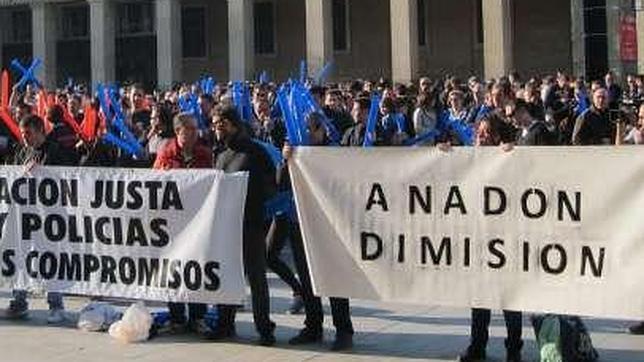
[0, 275, 643, 362]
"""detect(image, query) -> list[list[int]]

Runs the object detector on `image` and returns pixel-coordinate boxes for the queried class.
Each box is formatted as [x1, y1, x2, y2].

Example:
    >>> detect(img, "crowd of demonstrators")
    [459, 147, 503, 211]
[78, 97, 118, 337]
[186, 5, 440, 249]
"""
[1, 67, 644, 358]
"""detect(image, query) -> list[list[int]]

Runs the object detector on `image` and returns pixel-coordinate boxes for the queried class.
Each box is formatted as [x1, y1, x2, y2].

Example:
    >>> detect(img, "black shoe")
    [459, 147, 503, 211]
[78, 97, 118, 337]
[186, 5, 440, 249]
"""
[458, 345, 486, 362]
[330, 333, 353, 351]
[204, 325, 236, 341]
[288, 328, 323, 345]
[288, 294, 304, 315]
[629, 322, 644, 335]
[506, 353, 522, 362]
[258, 333, 276, 346]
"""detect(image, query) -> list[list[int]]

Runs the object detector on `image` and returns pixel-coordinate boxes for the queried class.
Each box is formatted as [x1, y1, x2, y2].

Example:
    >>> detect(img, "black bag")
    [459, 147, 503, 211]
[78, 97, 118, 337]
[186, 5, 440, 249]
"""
[531, 314, 599, 362]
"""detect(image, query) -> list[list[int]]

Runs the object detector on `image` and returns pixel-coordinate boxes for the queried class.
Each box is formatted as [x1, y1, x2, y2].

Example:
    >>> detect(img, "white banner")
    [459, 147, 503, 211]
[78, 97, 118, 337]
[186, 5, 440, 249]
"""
[290, 146, 644, 320]
[0, 166, 247, 304]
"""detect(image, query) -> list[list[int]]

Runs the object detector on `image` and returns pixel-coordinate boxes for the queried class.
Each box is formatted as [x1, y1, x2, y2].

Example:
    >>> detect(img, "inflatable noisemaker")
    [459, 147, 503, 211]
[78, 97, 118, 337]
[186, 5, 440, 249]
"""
[10, 58, 42, 91]
[362, 93, 382, 147]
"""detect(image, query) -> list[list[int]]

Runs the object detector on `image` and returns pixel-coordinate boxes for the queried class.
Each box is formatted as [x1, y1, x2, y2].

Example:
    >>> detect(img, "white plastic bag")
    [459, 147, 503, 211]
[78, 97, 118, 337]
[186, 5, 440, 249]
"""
[77, 302, 122, 332]
[108, 302, 152, 343]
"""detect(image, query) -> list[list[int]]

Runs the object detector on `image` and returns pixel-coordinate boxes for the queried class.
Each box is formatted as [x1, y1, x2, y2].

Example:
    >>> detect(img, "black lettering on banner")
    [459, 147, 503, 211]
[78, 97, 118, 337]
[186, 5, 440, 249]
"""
[25, 251, 38, 278]
[82, 216, 94, 244]
[184, 260, 202, 291]
[68, 216, 83, 243]
[138, 258, 160, 287]
[21, 213, 42, 240]
[541, 244, 567, 274]
[44, 214, 66, 242]
[100, 256, 117, 283]
[119, 257, 136, 285]
[365, 183, 389, 212]
[0, 178, 10, 204]
[484, 186, 507, 215]
[0, 212, 8, 238]
[360, 232, 383, 261]
[521, 188, 547, 219]
[2, 249, 15, 276]
[204, 261, 221, 291]
[397, 234, 405, 263]
[38, 178, 59, 207]
[581, 246, 605, 277]
[558, 191, 581, 222]
[160, 258, 170, 288]
[60, 179, 78, 207]
[28, 178, 36, 205]
[126, 181, 143, 209]
[409, 186, 431, 214]
[168, 260, 182, 289]
[90, 181, 103, 208]
[444, 186, 467, 215]
[145, 181, 163, 210]
[112, 218, 123, 245]
[95, 217, 112, 244]
[150, 219, 169, 247]
[58, 253, 82, 281]
[83, 254, 100, 281]
[523, 241, 530, 272]
[39, 251, 58, 280]
[463, 237, 471, 267]
[487, 239, 506, 269]
[11, 178, 27, 205]
[105, 181, 125, 209]
[126, 219, 148, 247]
[421, 236, 452, 266]
[162, 182, 183, 210]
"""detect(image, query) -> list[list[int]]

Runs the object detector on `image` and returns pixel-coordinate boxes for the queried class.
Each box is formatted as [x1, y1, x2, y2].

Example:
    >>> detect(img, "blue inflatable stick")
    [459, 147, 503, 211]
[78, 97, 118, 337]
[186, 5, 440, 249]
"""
[362, 93, 382, 147]
[11, 59, 42, 90]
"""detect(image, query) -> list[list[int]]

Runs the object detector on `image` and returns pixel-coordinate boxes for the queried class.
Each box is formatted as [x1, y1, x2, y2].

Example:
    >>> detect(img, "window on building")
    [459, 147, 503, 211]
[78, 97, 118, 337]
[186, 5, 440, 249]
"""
[9, 9, 32, 44]
[332, 0, 349, 52]
[60, 5, 89, 40]
[417, 0, 427, 46]
[117, 1, 155, 36]
[182, 7, 206, 58]
[254, 1, 276, 55]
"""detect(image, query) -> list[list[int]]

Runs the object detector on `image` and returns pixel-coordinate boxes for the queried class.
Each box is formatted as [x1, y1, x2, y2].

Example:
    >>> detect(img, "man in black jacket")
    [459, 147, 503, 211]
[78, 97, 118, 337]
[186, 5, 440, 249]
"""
[5, 114, 76, 324]
[210, 105, 276, 346]
[572, 88, 614, 145]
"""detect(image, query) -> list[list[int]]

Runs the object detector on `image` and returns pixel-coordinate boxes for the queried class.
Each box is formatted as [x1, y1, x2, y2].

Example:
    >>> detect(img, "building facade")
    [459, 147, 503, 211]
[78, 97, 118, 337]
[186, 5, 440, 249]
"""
[0, 0, 641, 90]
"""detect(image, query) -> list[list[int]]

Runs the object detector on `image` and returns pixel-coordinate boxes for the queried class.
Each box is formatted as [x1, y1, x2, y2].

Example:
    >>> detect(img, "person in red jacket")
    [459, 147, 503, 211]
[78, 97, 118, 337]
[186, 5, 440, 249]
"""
[153, 112, 212, 334]
[154, 112, 212, 170]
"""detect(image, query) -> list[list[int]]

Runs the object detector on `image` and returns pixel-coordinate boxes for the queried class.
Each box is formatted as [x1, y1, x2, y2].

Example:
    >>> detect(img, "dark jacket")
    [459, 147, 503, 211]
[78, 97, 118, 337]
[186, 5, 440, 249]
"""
[572, 107, 614, 145]
[214, 132, 276, 225]
[517, 120, 557, 146]
[11, 139, 77, 167]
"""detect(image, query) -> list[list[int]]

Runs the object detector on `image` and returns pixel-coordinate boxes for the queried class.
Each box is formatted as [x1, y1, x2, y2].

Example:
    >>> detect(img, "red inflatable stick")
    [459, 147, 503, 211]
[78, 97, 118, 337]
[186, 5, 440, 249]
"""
[0, 108, 21, 141]
[81, 105, 98, 142]
[62, 105, 88, 142]
[37, 90, 53, 134]
[1, 70, 9, 109]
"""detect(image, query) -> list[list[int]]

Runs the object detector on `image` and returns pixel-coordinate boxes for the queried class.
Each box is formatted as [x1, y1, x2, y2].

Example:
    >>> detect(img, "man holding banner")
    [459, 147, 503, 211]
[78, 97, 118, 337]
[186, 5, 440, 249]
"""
[210, 105, 276, 346]
[153, 112, 212, 335]
[4, 114, 76, 323]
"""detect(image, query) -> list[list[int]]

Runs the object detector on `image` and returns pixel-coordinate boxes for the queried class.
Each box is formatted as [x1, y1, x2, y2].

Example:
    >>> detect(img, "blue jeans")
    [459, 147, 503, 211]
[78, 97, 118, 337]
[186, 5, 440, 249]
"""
[13, 290, 64, 310]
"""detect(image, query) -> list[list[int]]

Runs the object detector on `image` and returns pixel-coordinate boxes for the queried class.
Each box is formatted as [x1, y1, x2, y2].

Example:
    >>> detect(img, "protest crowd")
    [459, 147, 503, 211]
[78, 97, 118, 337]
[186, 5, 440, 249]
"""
[0, 61, 643, 362]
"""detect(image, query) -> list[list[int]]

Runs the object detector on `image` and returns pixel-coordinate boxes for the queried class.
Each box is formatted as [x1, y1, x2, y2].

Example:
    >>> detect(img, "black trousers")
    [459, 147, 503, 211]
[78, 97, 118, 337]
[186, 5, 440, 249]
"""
[289, 221, 353, 336]
[266, 216, 302, 296]
[168, 302, 207, 323]
[217, 225, 275, 337]
[470, 308, 522, 353]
